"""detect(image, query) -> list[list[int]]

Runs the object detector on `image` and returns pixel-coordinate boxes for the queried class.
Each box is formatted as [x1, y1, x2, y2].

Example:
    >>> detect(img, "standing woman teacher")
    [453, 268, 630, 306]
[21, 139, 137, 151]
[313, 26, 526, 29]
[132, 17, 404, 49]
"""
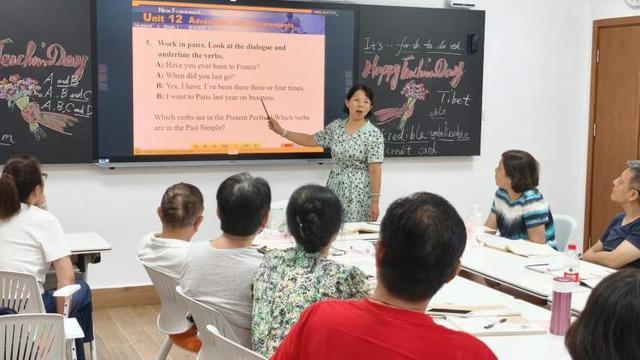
[267, 85, 384, 221]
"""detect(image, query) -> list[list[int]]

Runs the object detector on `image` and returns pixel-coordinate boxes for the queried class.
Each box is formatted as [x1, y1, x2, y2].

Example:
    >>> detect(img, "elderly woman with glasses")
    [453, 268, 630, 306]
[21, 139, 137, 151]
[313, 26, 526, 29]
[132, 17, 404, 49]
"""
[583, 160, 640, 269]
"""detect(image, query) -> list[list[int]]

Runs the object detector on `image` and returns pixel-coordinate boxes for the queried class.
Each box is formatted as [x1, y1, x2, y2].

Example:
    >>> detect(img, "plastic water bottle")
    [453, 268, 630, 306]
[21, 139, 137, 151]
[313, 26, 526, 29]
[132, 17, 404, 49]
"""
[466, 205, 483, 244]
[563, 244, 580, 283]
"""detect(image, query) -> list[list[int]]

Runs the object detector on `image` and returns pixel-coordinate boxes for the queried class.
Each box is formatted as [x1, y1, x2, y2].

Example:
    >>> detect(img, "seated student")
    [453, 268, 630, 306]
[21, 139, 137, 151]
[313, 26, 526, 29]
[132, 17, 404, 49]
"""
[271, 192, 497, 360]
[138, 182, 204, 281]
[485, 149, 556, 248]
[180, 172, 269, 348]
[0, 154, 93, 360]
[565, 269, 640, 360]
[582, 161, 640, 268]
[252, 185, 369, 357]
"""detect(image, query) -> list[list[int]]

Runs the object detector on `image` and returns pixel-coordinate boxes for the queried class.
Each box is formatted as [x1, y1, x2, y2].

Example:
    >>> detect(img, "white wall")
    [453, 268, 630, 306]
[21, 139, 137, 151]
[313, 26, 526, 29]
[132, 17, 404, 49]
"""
[590, 0, 640, 20]
[44, 0, 597, 289]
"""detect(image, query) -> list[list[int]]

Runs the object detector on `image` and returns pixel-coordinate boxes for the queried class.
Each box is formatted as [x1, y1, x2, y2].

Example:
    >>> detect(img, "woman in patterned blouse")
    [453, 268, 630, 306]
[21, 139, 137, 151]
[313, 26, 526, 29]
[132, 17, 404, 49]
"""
[251, 184, 369, 357]
[267, 85, 384, 222]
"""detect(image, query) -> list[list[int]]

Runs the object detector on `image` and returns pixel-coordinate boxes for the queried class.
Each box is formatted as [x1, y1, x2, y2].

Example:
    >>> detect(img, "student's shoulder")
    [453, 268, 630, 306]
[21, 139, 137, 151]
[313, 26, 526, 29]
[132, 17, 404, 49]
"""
[522, 188, 544, 201]
[304, 298, 361, 318]
[438, 326, 497, 358]
[21, 205, 62, 230]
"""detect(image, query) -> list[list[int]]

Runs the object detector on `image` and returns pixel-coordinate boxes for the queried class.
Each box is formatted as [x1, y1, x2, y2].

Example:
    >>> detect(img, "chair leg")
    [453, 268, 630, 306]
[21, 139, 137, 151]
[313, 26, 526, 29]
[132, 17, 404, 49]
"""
[156, 337, 173, 360]
[90, 340, 97, 360]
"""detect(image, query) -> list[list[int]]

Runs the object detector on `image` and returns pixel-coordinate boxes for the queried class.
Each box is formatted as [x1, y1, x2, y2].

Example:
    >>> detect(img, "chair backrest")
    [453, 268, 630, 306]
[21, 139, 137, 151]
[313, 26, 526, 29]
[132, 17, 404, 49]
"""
[554, 214, 578, 252]
[175, 286, 242, 359]
[205, 325, 267, 360]
[0, 313, 65, 359]
[0, 271, 46, 314]
[142, 264, 192, 334]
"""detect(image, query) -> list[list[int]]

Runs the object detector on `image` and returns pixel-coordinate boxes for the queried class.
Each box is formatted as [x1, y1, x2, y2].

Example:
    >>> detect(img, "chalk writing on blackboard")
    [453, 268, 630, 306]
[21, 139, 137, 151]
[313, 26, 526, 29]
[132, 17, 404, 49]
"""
[358, 6, 483, 157]
[0, 38, 89, 141]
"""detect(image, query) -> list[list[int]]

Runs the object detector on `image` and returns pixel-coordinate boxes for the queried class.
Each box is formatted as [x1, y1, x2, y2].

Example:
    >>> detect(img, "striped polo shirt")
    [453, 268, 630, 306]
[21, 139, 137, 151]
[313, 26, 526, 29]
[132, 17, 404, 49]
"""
[491, 188, 556, 249]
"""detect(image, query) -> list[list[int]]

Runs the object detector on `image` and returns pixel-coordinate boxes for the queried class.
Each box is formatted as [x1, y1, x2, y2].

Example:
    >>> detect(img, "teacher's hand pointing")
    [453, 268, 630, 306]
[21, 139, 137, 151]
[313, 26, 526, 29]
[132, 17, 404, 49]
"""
[267, 117, 285, 137]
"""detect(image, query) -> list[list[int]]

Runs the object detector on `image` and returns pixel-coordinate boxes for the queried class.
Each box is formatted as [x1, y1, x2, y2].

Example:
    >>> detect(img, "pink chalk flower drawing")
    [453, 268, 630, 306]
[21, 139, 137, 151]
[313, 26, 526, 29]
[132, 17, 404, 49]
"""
[0, 74, 79, 141]
[374, 81, 428, 130]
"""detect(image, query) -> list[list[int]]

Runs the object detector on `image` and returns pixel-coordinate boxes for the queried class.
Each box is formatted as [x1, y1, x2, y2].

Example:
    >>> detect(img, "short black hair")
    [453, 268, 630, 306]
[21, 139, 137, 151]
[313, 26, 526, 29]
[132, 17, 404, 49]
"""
[343, 84, 374, 118]
[286, 184, 343, 253]
[378, 192, 466, 302]
[501, 149, 539, 193]
[565, 269, 640, 360]
[159, 183, 204, 228]
[217, 172, 271, 236]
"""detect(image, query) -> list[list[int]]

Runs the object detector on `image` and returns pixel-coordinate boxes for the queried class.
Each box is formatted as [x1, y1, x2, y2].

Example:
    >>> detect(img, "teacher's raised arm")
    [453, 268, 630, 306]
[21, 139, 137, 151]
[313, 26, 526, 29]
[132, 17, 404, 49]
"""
[267, 117, 319, 147]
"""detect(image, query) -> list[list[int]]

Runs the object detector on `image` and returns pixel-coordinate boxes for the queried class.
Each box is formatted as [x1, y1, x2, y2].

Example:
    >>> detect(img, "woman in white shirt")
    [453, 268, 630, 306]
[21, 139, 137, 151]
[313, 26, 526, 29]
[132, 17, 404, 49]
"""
[0, 154, 93, 360]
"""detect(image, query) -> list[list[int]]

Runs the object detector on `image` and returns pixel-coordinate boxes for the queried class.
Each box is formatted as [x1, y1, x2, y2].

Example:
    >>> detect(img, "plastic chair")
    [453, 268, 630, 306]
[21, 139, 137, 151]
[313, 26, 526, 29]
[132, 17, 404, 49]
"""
[205, 324, 267, 360]
[175, 286, 242, 360]
[0, 313, 66, 359]
[554, 214, 577, 252]
[0, 271, 86, 359]
[142, 264, 192, 360]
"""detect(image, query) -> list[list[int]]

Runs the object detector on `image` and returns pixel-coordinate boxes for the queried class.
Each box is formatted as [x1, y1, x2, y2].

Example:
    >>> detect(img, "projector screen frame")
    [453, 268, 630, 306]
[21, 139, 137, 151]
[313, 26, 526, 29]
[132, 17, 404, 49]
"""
[94, 0, 360, 166]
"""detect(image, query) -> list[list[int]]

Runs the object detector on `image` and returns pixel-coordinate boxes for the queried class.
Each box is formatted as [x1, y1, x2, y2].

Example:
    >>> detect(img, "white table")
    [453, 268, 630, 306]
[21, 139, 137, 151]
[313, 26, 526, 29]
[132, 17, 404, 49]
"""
[473, 300, 569, 360]
[254, 229, 573, 358]
[461, 243, 614, 313]
[67, 232, 112, 281]
[332, 250, 571, 359]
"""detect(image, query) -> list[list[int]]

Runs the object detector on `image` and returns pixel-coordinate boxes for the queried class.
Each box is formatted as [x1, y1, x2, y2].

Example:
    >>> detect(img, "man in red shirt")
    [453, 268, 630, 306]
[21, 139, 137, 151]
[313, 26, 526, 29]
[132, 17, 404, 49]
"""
[271, 192, 497, 360]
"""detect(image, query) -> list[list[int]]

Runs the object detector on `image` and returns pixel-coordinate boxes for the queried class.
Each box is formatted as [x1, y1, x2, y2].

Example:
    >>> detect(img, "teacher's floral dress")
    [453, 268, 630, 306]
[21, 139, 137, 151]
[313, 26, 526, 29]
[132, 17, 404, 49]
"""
[313, 119, 384, 222]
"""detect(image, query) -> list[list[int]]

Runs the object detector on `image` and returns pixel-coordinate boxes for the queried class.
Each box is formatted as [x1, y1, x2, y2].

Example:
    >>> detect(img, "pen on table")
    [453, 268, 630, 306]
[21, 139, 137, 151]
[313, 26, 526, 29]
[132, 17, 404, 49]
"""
[260, 99, 271, 119]
[483, 318, 507, 329]
[526, 263, 550, 268]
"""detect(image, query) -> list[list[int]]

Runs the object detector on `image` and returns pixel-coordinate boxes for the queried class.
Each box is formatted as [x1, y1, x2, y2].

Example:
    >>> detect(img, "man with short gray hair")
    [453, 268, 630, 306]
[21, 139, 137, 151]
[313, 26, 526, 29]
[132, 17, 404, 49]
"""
[583, 161, 640, 269]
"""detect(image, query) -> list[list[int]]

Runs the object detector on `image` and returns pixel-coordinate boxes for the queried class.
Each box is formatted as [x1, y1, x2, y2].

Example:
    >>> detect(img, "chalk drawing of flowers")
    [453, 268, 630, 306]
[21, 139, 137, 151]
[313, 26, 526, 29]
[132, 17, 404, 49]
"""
[0, 74, 79, 141]
[374, 81, 428, 130]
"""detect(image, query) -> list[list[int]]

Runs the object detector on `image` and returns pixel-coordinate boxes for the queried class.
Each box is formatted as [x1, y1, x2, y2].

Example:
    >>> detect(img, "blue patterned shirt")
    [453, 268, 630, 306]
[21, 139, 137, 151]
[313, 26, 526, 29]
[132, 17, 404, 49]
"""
[491, 188, 556, 248]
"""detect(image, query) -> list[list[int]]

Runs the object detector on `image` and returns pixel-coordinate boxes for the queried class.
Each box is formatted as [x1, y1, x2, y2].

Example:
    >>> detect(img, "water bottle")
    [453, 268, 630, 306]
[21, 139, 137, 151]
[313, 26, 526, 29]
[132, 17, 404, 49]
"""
[563, 244, 580, 283]
[466, 205, 483, 243]
[549, 276, 573, 335]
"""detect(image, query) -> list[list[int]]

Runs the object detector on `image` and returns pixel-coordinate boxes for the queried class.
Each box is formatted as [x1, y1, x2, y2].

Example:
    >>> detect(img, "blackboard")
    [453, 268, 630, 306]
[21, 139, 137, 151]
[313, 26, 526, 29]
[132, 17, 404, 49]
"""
[0, 0, 93, 163]
[358, 6, 485, 157]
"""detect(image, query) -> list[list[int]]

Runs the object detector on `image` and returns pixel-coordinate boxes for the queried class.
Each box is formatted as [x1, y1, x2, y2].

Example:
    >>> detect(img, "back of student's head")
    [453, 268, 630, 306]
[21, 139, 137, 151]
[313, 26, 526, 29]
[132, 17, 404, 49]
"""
[159, 183, 204, 229]
[378, 192, 466, 302]
[0, 154, 43, 220]
[501, 149, 539, 193]
[286, 184, 343, 253]
[217, 172, 271, 236]
[565, 269, 640, 360]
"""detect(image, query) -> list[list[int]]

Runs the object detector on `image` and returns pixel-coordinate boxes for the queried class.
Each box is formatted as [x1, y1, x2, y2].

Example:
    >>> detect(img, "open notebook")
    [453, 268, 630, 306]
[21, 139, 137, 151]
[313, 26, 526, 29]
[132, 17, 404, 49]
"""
[427, 303, 521, 318]
[446, 316, 547, 336]
[479, 234, 561, 258]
